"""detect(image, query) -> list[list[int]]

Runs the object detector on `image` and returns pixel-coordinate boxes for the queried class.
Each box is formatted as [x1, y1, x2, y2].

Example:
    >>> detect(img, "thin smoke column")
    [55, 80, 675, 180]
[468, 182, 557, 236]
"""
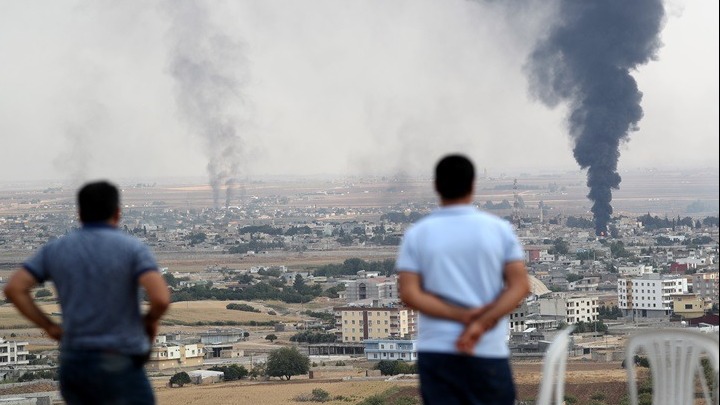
[166, 0, 246, 208]
[526, 0, 665, 235]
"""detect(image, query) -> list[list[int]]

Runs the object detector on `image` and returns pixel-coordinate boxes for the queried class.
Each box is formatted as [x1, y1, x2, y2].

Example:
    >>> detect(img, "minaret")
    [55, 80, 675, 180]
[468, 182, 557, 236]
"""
[512, 179, 521, 227]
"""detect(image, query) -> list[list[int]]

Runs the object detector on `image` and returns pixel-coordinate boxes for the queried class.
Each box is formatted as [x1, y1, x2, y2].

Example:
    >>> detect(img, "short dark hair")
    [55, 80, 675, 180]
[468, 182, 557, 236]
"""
[435, 154, 475, 199]
[78, 181, 120, 223]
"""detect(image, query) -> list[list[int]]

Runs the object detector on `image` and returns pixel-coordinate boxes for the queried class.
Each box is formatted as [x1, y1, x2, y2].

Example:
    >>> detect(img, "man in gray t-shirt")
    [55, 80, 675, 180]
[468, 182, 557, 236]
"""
[4, 181, 170, 404]
[397, 155, 530, 405]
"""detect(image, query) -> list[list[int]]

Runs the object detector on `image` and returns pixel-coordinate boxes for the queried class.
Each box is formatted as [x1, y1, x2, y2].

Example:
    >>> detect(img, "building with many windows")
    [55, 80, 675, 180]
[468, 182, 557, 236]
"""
[0, 338, 29, 366]
[364, 339, 417, 362]
[692, 272, 719, 306]
[343, 276, 398, 302]
[146, 335, 204, 371]
[536, 294, 599, 325]
[617, 274, 688, 319]
[334, 301, 416, 342]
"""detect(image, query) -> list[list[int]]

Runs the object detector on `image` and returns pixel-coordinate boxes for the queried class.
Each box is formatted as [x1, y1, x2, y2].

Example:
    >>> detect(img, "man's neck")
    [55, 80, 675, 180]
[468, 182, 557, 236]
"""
[440, 195, 473, 207]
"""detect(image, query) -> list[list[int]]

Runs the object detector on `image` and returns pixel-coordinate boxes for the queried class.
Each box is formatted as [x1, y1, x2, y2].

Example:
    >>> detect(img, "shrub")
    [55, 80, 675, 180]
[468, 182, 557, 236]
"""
[375, 360, 417, 376]
[35, 289, 52, 298]
[169, 372, 191, 387]
[294, 388, 331, 402]
[563, 394, 578, 404]
[311, 388, 330, 402]
[225, 303, 260, 312]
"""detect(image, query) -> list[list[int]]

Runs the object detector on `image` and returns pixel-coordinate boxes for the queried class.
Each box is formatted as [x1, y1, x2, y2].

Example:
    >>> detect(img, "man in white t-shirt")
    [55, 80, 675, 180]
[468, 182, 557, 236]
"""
[397, 154, 530, 405]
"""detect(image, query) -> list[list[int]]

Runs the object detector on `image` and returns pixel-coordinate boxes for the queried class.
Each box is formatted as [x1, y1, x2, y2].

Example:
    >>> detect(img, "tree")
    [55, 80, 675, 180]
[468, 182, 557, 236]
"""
[265, 334, 278, 343]
[35, 289, 52, 298]
[163, 273, 179, 288]
[266, 346, 310, 380]
[208, 365, 248, 381]
[293, 274, 306, 292]
[169, 372, 192, 387]
[566, 274, 583, 283]
[186, 232, 207, 245]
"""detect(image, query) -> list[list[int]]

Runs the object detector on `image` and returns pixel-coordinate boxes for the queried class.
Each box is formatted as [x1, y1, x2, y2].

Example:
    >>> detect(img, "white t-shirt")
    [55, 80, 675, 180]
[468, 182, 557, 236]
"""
[396, 205, 525, 358]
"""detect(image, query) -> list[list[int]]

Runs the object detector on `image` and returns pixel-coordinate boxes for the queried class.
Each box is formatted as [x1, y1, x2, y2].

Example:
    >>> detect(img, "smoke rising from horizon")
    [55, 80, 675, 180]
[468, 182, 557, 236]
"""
[165, 0, 247, 208]
[526, 0, 665, 235]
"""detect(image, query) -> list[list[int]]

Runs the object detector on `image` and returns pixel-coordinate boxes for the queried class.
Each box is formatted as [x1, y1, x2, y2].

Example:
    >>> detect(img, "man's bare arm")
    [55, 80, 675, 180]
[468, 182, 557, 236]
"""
[138, 271, 171, 342]
[3, 268, 62, 341]
[398, 271, 485, 325]
[456, 261, 530, 353]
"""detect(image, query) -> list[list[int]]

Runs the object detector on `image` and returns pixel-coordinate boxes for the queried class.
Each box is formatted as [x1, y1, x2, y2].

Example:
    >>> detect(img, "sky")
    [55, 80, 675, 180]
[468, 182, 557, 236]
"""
[0, 0, 717, 185]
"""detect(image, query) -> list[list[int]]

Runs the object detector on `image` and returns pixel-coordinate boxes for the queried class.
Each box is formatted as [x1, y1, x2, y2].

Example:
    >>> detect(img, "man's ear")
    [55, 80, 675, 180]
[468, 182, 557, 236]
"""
[112, 208, 121, 224]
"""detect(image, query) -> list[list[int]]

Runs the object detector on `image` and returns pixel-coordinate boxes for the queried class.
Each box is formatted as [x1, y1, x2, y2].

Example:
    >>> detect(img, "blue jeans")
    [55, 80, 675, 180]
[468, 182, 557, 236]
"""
[59, 349, 154, 405]
[418, 352, 515, 405]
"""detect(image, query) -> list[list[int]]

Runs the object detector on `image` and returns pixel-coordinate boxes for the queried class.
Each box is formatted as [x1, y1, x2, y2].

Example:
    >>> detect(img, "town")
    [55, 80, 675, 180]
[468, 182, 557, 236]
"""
[0, 168, 718, 404]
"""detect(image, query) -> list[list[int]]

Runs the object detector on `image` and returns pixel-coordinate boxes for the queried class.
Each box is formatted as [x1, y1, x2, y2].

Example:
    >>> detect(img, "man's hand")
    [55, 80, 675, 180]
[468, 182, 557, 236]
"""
[456, 314, 495, 354]
[4, 268, 62, 341]
[399, 272, 482, 324]
[138, 271, 170, 342]
[44, 323, 63, 341]
[144, 315, 159, 343]
[455, 260, 530, 355]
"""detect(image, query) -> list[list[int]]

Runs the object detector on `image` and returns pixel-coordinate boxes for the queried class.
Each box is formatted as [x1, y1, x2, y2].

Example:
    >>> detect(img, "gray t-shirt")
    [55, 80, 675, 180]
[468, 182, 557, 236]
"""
[396, 205, 525, 357]
[24, 223, 158, 355]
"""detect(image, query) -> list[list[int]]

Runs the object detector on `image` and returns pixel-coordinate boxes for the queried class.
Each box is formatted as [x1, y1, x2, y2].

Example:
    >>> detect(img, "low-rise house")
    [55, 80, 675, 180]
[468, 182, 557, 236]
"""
[147, 336, 204, 371]
[364, 339, 417, 362]
[672, 293, 707, 320]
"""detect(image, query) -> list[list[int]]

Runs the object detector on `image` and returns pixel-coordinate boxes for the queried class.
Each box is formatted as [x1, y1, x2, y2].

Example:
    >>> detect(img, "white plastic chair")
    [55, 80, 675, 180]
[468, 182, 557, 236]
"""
[625, 329, 720, 405]
[536, 326, 575, 405]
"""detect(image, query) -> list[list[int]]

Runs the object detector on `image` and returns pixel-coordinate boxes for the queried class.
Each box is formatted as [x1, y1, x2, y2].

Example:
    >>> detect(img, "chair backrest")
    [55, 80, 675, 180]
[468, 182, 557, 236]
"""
[536, 326, 574, 405]
[625, 329, 720, 405]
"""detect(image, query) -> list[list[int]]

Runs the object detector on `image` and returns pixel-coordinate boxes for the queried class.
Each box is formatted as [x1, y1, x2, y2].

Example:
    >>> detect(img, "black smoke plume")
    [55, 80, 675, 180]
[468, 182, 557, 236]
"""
[165, 0, 246, 208]
[526, 0, 665, 235]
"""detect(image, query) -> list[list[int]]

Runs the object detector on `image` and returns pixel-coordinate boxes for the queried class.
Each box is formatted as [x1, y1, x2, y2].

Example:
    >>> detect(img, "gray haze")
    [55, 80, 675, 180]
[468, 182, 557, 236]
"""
[0, 0, 717, 184]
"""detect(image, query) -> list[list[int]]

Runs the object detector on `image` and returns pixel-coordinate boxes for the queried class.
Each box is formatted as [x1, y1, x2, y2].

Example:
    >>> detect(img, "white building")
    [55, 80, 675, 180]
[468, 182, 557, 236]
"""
[617, 265, 653, 277]
[147, 337, 204, 371]
[364, 339, 417, 362]
[537, 294, 598, 325]
[617, 274, 688, 319]
[0, 338, 29, 366]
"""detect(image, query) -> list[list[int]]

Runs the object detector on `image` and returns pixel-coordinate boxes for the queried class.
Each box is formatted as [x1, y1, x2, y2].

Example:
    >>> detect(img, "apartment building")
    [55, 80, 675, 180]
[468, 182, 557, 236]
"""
[509, 301, 529, 333]
[537, 294, 599, 324]
[344, 276, 398, 302]
[0, 338, 29, 366]
[364, 339, 417, 362]
[617, 274, 688, 319]
[334, 302, 416, 342]
[692, 272, 719, 305]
